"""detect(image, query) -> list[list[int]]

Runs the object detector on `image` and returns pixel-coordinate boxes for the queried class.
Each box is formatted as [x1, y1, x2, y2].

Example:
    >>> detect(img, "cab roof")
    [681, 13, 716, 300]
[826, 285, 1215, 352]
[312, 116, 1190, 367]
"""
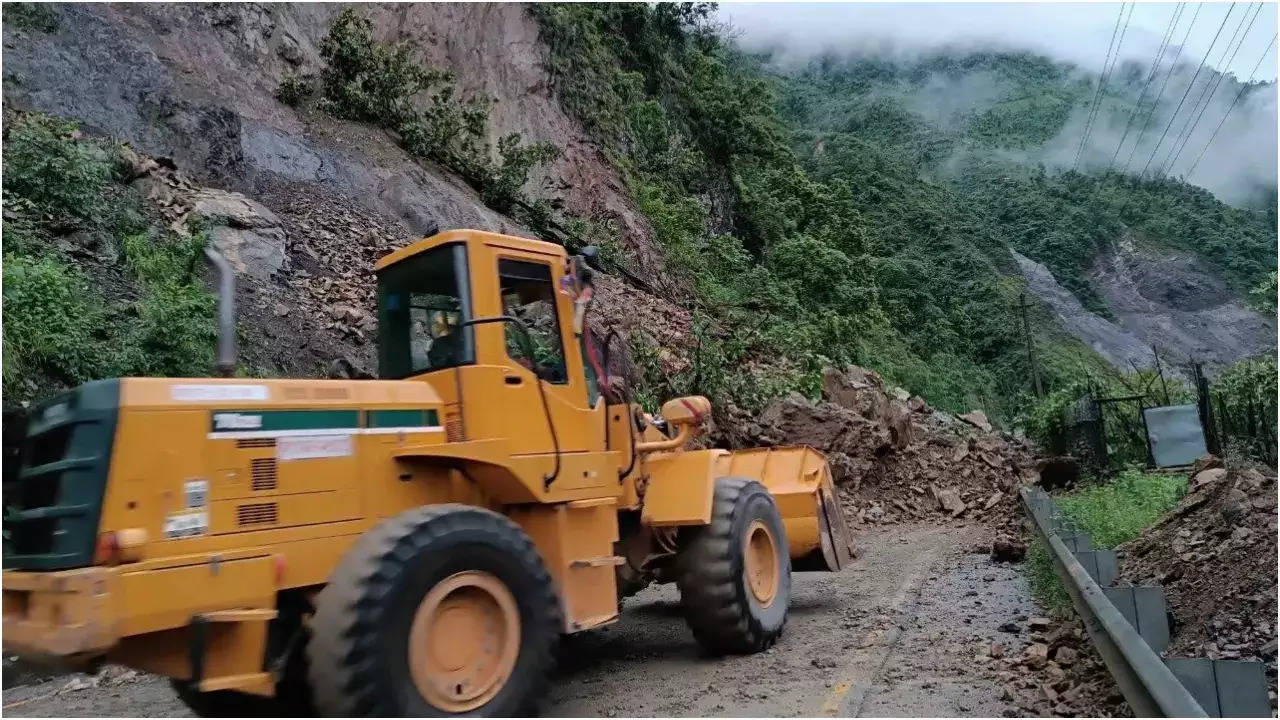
[374, 229, 566, 272]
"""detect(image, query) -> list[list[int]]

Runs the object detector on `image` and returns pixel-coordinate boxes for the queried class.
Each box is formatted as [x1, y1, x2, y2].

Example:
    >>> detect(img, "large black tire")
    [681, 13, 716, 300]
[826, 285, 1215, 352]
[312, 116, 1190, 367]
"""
[307, 505, 561, 717]
[676, 477, 791, 654]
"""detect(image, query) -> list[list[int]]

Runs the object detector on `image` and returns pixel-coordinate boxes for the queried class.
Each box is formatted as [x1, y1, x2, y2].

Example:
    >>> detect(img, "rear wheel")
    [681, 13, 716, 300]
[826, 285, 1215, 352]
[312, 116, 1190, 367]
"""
[676, 477, 791, 654]
[307, 505, 561, 716]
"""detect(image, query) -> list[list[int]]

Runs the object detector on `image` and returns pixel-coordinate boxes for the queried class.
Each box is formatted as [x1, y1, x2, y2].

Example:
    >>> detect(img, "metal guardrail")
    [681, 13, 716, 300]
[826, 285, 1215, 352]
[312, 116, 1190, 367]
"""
[1020, 486, 1209, 718]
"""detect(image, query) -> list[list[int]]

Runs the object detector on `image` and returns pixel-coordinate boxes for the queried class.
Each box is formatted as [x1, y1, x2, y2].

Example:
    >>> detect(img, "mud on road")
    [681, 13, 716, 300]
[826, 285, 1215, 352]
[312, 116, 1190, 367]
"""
[3, 524, 1042, 718]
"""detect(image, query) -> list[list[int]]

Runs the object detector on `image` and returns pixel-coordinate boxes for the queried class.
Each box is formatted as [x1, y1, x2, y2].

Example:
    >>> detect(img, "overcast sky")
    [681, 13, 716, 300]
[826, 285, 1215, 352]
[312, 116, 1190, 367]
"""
[720, 2, 1279, 82]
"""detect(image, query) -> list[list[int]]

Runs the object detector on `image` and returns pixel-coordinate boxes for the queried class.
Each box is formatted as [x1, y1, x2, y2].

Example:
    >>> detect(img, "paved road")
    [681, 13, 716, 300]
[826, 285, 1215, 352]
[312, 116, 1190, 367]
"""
[3, 523, 1041, 717]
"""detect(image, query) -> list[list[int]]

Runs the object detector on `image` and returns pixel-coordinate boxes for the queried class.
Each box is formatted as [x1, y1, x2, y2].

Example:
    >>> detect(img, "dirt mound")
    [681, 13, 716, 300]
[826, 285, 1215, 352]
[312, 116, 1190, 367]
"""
[1118, 460, 1278, 676]
[723, 366, 1040, 533]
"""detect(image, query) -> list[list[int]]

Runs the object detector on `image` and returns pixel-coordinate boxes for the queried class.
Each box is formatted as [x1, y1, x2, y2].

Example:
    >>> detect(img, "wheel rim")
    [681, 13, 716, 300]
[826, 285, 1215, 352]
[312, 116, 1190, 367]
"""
[744, 520, 780, 607]
[408, 570, 521, 712]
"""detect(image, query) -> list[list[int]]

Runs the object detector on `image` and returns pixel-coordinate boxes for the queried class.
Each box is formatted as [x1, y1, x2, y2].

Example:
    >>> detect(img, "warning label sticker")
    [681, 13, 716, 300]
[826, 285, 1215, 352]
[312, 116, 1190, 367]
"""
[278, 434, 354, 461]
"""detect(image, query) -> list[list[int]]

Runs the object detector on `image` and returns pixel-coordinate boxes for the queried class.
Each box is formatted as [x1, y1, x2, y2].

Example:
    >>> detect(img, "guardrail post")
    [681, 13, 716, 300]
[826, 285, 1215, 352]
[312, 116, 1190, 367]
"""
[1074, 549, 1118, 586]
[1165, 658, 1271, 717]
[1061, 532, 1093, 552]
[1103, 586, 1170, 653]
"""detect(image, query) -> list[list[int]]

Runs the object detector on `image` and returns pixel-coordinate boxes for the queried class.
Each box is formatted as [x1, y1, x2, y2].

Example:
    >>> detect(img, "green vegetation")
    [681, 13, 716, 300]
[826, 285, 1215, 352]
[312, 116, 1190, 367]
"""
[1211, 354, 1278, 464]
[1027, 470, 1187, 611]
[532, 4, 1041, 417]
[2, 111, 216, 406]
[3, 2, 59, 33]
[3, 112, 114, 221]
[295, 9, 559, 217]
[531, 7, 1274, 424]
[275, 72, 312, 107]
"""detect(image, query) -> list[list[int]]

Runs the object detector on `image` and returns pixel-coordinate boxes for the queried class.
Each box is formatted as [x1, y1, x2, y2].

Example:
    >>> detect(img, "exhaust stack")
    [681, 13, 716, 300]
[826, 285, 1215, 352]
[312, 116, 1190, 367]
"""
[203, 246, 237, 377]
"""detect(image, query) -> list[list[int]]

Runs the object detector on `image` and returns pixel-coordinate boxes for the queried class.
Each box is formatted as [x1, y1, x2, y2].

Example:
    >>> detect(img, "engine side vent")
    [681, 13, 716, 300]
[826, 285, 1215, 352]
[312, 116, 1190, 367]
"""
[236, 437, 276, 449]
[250, 458, 277, 491]
[445, 413, 463, 443]
[237, 502, 278, 526]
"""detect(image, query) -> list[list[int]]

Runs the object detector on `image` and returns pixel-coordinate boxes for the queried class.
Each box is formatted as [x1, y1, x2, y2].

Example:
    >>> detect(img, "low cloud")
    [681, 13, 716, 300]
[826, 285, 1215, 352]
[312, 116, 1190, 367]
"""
[720, 3, 1278, 205]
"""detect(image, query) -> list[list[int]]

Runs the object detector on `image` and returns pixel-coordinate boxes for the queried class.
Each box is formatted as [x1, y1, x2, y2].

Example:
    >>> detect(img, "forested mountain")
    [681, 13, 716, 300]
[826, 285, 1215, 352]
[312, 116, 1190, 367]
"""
[533, 5, 1275, 420]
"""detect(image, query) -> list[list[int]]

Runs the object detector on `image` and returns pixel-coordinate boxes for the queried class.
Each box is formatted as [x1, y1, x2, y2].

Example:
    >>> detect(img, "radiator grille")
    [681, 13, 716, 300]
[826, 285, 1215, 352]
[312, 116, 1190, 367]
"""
[250, 458, 277, 491]
[236, 437, 276, 449]
[237, 502, 278, 526]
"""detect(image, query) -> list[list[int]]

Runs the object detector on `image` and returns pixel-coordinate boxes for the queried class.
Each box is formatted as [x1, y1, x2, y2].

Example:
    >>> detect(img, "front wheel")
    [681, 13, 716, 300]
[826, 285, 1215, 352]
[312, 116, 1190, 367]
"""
[307, 505, 562, 716]
[676, 477, 791, 654]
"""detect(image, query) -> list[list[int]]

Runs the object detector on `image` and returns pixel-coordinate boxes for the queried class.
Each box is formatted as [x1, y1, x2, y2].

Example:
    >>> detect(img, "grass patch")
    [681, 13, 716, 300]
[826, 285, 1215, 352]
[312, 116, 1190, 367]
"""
[1026, 470, 1187, 612]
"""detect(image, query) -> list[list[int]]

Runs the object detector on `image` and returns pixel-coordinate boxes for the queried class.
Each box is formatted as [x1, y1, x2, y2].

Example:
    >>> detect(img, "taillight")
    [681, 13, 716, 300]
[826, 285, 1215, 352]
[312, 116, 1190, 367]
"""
[93, 531, 119, 565]
[93, 528, 147, 565]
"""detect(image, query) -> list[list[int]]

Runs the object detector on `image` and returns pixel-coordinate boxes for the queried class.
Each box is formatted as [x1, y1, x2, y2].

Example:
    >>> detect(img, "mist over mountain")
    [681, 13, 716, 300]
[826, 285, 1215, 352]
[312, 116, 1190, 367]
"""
[722, 3, 1279, 206]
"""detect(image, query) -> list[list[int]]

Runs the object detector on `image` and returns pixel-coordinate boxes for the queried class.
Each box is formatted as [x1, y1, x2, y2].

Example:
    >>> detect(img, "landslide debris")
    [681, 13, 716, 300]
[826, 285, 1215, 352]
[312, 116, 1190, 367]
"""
[722, 366, 1041, 534]
[1118, 459, 1278, 681]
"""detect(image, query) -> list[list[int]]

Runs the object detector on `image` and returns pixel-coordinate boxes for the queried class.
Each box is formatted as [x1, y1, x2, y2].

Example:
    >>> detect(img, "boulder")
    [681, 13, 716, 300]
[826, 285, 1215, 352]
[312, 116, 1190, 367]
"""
[185, 190, 287, 280]
[992, 535, 1027, 562]
[958, 410, 993, 433]
[1192, 454, 1224, 474]
[1189, 467, 1228, 491]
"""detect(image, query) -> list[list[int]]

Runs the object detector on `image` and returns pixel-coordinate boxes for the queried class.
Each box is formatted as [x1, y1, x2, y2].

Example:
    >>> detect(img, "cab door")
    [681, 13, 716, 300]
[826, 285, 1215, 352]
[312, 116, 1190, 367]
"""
[465, 243, 607, 475]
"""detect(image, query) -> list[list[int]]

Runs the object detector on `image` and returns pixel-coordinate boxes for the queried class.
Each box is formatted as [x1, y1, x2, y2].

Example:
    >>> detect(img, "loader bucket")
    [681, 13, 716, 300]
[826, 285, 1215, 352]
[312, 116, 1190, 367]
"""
[716, 447, 855, 571]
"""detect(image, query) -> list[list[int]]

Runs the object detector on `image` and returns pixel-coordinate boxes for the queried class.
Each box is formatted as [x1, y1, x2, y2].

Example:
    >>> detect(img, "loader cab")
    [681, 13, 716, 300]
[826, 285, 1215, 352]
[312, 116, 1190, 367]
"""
[375, 230, 607, 461]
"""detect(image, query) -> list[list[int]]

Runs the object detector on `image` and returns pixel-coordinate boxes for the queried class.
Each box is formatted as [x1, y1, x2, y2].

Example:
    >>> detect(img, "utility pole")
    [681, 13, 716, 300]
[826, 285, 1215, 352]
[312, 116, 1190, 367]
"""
[1017, 292, 1044, 397]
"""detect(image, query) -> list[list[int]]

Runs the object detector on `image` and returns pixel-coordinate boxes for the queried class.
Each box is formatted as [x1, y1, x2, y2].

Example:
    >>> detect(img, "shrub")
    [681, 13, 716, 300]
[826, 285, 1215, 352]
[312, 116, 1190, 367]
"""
[2, 254, 105, 400]
[2, 113, 113, 221]
[275, 72, 313, 107]
[480, 135, 560, 213]
[117, 281, 217, 377]
[3, 3, 59, 32]
[315, 9, 556, 216]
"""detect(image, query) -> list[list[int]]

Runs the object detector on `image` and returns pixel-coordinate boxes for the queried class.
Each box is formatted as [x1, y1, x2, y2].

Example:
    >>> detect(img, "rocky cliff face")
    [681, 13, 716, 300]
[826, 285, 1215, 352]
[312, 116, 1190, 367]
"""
[3, 2, 682, 377]
[1013, 238, 1274, 377]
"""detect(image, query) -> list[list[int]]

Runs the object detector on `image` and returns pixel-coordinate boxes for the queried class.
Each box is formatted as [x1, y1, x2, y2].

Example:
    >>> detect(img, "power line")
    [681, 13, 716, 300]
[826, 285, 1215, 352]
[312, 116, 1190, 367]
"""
[1122, 2, 1205, 173]
[1163, 2, 1262, 174]
[1186, 33, 1278, 178]
[1137, 2, 1238, 179]
[1109, 2, 1185, 169]
[1074, 2, 1130, 170]
[1083, 1, 1137, 167]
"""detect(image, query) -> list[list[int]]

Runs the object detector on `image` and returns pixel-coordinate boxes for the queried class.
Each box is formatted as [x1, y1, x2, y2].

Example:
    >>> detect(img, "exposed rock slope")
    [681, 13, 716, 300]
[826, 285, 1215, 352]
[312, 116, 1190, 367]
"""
[3, 2, 677, 378]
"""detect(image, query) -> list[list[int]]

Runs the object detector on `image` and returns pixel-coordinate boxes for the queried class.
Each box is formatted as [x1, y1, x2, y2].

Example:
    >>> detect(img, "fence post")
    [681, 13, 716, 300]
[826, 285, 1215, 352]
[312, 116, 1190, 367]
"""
[1193, 363, 1221, 457]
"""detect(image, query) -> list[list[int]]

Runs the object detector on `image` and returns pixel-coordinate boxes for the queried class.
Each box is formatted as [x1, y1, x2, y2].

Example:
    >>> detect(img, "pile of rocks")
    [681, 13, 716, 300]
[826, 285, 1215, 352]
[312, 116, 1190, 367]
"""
[1119, 457, 1278, 678]
[991, 616, 1127, 717]
[722, 366, 1041, 533]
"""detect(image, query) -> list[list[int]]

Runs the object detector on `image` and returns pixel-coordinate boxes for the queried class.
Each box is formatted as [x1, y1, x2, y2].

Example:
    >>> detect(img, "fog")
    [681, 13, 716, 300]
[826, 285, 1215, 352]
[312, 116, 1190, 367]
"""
[720, 3, 1278, 205]
[1042, 61, 1278, 206]
[720, 3, 1278, 80]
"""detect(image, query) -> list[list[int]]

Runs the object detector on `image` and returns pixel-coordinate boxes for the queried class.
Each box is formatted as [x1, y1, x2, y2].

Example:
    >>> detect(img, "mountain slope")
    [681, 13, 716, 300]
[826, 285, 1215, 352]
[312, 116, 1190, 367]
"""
[3, 3, 1274, 434]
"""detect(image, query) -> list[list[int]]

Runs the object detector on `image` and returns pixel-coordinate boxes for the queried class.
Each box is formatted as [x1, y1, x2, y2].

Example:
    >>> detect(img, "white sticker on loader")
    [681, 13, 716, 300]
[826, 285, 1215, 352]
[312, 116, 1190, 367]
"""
[164, 511, 208, 539]
[278, 434, 354, 461]
[171, 384, 269, 402]
[184, 480, 208, 509]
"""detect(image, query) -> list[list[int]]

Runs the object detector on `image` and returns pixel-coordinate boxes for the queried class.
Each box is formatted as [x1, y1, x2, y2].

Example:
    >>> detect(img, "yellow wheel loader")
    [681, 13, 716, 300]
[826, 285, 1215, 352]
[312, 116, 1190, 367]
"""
[2, 229, 854, 716]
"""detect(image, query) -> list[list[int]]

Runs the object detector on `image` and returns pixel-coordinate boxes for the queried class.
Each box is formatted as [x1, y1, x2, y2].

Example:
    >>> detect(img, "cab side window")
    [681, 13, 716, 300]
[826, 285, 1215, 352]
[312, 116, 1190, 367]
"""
[498, 259, 567, 383]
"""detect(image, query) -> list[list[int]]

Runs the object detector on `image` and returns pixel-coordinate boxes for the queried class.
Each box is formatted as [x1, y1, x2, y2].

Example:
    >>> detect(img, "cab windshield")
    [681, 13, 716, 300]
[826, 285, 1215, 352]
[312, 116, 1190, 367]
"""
[376, 243, 474, 378]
